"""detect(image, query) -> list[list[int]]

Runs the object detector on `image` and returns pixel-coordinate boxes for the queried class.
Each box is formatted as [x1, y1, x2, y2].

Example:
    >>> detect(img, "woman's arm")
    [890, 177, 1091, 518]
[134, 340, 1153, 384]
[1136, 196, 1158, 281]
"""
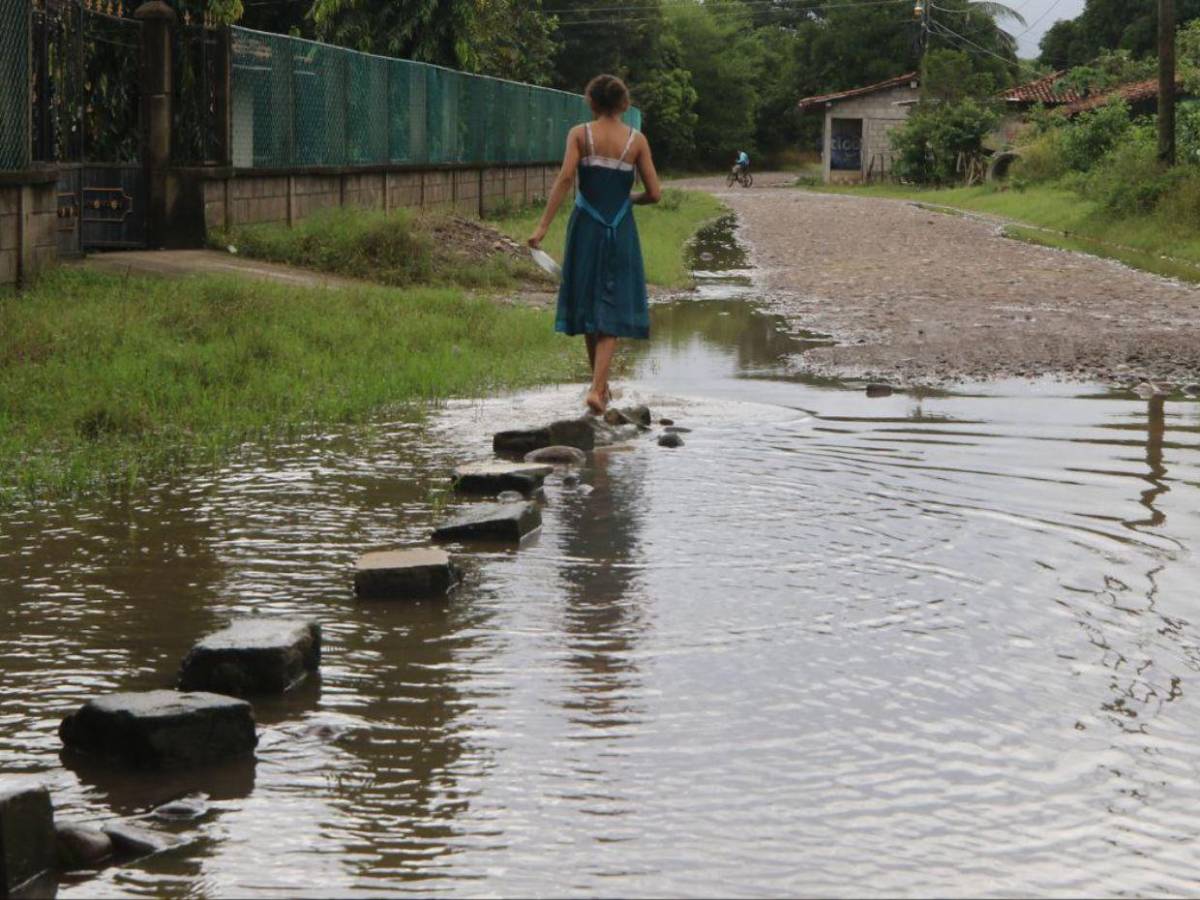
[632, 133, 662, 205]
[528, 127, 583, 248]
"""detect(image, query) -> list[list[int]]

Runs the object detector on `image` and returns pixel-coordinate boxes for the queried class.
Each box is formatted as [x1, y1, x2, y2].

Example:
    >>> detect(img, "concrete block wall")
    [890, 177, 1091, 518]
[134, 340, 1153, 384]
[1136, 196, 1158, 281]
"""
[198, 163, 558, 235]
[0, 181, 59, 288]
[822, 83, 919, 182]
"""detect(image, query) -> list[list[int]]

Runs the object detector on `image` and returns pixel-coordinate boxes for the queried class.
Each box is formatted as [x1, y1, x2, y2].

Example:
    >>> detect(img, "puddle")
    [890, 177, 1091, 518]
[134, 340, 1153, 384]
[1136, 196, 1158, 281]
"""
[4, 216, 1200, 896]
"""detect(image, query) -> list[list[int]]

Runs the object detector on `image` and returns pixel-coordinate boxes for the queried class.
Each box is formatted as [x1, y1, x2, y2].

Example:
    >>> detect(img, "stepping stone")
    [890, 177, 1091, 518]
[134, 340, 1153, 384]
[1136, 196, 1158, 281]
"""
[59, 691, 258, 770]
[658, 433, 684, 448]
[178, 619, 321, 697]
[0, 779, 56, 897]
[354, 548, 459, 599]
[451, 461, 552, 496]
[664, 425, 691, 434]
[100, 822, 180, 860]
[55, 824, 113, 871]
[866, 383, 894, 398]
[432, 501, 541, 544]
[619, 405, 652, 427]
[493, 418, 595, 456]
[524, 445, 587, 465]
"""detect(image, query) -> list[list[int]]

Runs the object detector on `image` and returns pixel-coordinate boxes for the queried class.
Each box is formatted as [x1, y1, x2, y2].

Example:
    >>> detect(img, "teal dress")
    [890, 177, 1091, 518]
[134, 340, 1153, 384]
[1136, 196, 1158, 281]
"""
[555, 124, 650, 340]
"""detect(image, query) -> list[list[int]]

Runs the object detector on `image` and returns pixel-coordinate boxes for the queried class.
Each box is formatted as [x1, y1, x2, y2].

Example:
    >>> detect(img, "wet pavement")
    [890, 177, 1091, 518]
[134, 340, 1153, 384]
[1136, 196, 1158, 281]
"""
[3, 219, 1200, 896]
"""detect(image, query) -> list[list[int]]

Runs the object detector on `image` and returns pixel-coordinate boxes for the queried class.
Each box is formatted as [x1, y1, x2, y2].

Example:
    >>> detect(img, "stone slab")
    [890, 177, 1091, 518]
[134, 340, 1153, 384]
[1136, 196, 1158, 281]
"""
[100, 822, 180, 860]
[432, 502, 541, 544]
[0, 780, 55, 898]
[524, 445, 587, 465]
[451, 461, 552, 496]
[55, 825, 112, 871]
[59, 691, 258, 770]
[178, 619, 321, 696]
[493, 418, 596, 456]
[355, 548, 459, 599]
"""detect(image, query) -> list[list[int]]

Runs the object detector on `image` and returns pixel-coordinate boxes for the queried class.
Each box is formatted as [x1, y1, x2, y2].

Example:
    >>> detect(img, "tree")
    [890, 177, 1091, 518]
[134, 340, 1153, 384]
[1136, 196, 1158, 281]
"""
[469, 0, 560, 85]
[549, 0, 666, 93]
[309, 0, 478, 67]
[921, 49, 1000, 103]
[1039, 0, 1200, 68]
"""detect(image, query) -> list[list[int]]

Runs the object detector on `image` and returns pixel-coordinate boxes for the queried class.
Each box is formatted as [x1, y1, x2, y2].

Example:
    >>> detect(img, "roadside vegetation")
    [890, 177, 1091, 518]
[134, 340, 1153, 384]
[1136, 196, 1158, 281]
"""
[490, 188, 724, 289]
[0, 268, 578, 503]
[806, 34, 1200, 283]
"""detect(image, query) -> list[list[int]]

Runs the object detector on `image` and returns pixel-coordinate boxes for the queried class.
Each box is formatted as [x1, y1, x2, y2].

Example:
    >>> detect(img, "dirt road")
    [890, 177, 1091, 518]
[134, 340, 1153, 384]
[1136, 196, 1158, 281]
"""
[675, 174, 1200, 385]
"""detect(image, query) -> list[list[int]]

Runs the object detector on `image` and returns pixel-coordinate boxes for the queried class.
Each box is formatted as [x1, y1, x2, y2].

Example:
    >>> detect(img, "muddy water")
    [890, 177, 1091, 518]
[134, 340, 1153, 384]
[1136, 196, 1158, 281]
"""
[4, 220, 1200, 897]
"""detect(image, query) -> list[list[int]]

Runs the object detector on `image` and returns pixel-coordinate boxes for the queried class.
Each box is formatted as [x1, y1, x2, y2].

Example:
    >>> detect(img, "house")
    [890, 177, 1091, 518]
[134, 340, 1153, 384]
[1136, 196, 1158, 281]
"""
[994, 71, 1084, 147]
[797, 72, 921, 183]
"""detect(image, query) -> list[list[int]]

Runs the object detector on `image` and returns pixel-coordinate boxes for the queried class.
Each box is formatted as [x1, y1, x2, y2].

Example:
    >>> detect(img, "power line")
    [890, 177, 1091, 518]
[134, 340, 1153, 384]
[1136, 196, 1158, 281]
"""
[928, 18, 1040, 71]
[1012, 0, 1068, 38]
[552, 0, 908, 25]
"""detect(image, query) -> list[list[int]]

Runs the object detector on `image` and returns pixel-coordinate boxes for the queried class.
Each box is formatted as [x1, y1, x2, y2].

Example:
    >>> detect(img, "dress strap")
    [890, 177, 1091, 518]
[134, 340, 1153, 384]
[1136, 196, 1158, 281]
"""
[584, 122, 595, 157]
[618, 127, 637, 163]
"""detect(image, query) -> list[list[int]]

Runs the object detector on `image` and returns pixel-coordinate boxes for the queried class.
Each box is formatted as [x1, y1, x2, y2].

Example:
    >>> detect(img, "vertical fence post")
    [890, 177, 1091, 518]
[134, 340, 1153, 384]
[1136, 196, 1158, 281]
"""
[135, 0, 176, 246]
[214, 25, 232, 166]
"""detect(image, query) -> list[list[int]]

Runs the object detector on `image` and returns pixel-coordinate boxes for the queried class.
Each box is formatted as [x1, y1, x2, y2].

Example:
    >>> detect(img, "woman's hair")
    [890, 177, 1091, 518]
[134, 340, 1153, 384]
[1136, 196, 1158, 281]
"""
[585, 74, 630, 115]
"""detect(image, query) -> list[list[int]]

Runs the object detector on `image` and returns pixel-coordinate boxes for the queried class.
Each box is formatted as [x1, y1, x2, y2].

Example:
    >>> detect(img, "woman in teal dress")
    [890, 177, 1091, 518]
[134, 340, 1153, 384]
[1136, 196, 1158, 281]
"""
[528, 74, 663, 415]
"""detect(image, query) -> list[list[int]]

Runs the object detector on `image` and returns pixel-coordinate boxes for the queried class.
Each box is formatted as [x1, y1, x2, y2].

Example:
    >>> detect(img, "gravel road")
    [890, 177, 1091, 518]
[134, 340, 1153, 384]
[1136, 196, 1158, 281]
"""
[674, 174, 1200, 386]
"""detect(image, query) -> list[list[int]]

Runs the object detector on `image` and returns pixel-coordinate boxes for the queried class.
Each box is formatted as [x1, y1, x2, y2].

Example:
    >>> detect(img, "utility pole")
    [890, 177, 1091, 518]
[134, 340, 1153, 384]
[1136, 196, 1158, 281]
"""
[915, 0, 930, 58]
[1159, 0, 1176, 165]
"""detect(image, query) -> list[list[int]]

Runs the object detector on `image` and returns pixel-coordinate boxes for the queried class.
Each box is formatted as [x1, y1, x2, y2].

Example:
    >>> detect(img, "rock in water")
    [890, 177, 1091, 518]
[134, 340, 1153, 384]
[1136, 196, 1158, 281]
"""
[59, 691, 258, 770]
[451, 461, 552, 496]
[497, 490, 524, 502]
[620, 405, 652, 427]
[55, 824, 113, 870]
[432, 502, 541, 544]
[100, 822, 179, 859]
[658, 433, 684, 448]
[493, 418, 595, 456]
[1185, 384, 1200, 396]
[0, 780, 56, 896]
[658, 418, 675, 426]
[866, 383, 894, 398]
[149, 795, 209, 822]
[354, 548, 459, 599]
[178, 619, 321, 696]
[524, 445, 588, 465]
[664, 426, 692, 434]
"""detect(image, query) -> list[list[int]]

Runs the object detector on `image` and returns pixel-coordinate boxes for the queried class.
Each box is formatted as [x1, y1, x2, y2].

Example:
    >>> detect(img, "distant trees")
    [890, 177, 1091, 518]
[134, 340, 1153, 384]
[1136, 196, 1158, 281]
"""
[1040, 0, 1200, 69]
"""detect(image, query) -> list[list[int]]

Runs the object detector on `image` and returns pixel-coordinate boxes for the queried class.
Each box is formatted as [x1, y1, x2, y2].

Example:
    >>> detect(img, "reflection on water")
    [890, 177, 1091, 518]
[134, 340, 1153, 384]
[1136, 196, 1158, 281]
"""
[5, 244, 1200, 895]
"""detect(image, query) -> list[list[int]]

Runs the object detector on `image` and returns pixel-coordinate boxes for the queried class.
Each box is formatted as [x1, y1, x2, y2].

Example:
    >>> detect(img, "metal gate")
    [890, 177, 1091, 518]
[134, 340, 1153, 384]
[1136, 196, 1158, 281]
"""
[33, 0, 146, 253]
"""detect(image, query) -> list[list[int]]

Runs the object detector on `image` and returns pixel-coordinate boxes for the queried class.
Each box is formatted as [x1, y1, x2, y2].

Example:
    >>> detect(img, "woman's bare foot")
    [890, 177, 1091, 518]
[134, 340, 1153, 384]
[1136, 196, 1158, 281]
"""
[585, 389, 606, 415]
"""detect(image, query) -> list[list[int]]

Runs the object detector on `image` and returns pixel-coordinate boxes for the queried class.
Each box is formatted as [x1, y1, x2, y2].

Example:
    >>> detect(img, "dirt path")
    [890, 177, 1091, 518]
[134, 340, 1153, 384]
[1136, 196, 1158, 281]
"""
[673, 174, 1200, 385]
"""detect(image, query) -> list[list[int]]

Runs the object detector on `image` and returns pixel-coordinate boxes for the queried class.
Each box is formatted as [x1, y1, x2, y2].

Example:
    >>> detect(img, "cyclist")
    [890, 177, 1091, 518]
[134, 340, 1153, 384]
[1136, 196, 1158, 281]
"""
[733, 150, 750, 178]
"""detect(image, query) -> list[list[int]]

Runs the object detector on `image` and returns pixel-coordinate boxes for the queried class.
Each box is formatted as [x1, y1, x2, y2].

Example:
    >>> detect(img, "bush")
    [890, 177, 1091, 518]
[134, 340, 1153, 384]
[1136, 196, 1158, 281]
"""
[1058, 99, 1133, 172]
[1154, 168, 1200, 231]
[1012, 129, 1070, 184]
[891, 99, 999, 185]
[1085, 125, 1182, 216]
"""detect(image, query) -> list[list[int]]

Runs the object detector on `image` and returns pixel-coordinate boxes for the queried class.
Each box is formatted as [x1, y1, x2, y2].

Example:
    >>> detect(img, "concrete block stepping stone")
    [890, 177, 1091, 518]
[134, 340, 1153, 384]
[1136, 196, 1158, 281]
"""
[524, 445, 587, 465]
[178, 619, 321, 696]
[0, 779, 56, 897]
[451, 461, 552, 495]
[432, 501, 541, 544]
[59, 691, 257, 770]
[355, 548, 459, 599]
[494, 418, 595, 456]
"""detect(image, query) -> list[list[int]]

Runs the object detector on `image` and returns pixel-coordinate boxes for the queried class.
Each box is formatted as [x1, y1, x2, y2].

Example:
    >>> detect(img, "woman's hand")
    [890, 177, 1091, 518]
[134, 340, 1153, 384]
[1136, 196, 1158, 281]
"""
[528, 225, 548, 249]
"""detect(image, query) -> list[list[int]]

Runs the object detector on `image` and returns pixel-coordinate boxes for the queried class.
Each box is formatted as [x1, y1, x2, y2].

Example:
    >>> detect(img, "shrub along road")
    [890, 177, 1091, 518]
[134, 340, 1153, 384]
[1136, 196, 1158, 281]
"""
[674, 174, 1200, 386]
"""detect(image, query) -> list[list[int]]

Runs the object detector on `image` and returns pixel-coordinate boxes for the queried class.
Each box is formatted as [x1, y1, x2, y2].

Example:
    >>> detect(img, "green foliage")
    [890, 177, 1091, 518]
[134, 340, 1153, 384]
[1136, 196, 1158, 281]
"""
[468, 0, 560, 85]
[1057, 99, 1133, 172]
[1057, 49, 1156, 97]
[921, 49, 998, 104]
[1011, 129, 1070, 183]
[310, 0, 480, 67]
[636, 60, 700, 167]
[1083, 124, 1179, 215]
[1039, 0, 1200, 69]
[891, 99, 999, 184]
[0, 269, 576, 501]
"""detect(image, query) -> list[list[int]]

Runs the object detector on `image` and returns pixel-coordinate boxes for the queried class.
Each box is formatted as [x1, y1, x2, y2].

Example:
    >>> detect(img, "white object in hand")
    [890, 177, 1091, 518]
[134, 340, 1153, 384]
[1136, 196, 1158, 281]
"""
[530, 247, 562, 280]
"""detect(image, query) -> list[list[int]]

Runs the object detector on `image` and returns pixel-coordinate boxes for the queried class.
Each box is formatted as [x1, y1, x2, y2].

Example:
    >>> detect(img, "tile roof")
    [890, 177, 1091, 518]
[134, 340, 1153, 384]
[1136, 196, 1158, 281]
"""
[797, 72, 920, 110]
[1001, 71, 1082, 106]
[1060, 77, 1175, 117]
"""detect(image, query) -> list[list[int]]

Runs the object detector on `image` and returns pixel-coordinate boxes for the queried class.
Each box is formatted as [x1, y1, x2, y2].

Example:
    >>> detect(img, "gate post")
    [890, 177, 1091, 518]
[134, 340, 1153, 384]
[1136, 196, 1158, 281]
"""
[135, 1, 176, 246]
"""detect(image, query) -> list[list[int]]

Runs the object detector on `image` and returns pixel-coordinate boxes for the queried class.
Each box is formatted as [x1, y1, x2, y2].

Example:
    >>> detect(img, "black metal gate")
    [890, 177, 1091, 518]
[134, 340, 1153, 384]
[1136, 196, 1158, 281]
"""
[33, 0, 146, 253]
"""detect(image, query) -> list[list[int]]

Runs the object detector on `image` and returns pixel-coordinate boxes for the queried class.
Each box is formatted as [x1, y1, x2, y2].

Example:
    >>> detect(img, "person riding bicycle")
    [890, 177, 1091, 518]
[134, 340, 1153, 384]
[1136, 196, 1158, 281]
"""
[733, 150, 750, 176]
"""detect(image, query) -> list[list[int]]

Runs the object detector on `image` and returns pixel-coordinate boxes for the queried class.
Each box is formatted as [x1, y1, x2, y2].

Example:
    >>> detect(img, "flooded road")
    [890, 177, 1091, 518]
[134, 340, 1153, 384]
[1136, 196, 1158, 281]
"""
[5, 219, 1200, 896]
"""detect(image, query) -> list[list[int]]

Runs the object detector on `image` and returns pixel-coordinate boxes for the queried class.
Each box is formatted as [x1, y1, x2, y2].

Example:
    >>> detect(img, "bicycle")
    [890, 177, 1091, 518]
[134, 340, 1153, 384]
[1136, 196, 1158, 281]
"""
[726, 167, 753, 188]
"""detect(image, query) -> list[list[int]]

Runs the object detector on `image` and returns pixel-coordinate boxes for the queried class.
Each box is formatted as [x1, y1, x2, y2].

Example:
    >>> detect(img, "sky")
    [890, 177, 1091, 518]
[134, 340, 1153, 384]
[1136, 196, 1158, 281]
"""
[1013, 0, 1087, 58]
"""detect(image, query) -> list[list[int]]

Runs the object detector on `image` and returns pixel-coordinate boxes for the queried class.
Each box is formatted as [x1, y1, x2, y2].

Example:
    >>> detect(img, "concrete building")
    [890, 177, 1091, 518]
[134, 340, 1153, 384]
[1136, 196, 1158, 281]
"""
[799, 73, 920, 183]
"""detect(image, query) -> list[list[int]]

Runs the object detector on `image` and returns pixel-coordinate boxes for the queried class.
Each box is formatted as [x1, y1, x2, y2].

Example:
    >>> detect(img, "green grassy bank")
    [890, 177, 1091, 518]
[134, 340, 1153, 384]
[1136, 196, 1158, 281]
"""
[805, 181, 1200, 283]
[491, 188, 725, 289]
[0, 268, 577, 502]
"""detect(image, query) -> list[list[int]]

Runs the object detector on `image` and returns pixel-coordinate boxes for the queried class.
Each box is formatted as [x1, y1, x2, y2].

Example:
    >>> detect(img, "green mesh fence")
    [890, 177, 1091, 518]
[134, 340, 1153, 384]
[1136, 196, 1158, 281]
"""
[231, 27, 641, 169]
[0, 0, 30, 170]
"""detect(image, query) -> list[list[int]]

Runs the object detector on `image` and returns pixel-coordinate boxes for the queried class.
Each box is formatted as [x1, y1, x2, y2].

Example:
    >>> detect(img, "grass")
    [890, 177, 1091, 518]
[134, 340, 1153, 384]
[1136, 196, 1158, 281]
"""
[211, 207, 542, 290]
[0, 268, 579, 502]
[489, 187, 725, 289]
[802, 180, 1200, 283]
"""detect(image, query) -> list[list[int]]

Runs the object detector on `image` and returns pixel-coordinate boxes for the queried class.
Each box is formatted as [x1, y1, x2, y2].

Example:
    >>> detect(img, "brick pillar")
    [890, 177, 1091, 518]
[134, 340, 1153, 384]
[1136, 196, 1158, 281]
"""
[135, 1, 176, 247]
